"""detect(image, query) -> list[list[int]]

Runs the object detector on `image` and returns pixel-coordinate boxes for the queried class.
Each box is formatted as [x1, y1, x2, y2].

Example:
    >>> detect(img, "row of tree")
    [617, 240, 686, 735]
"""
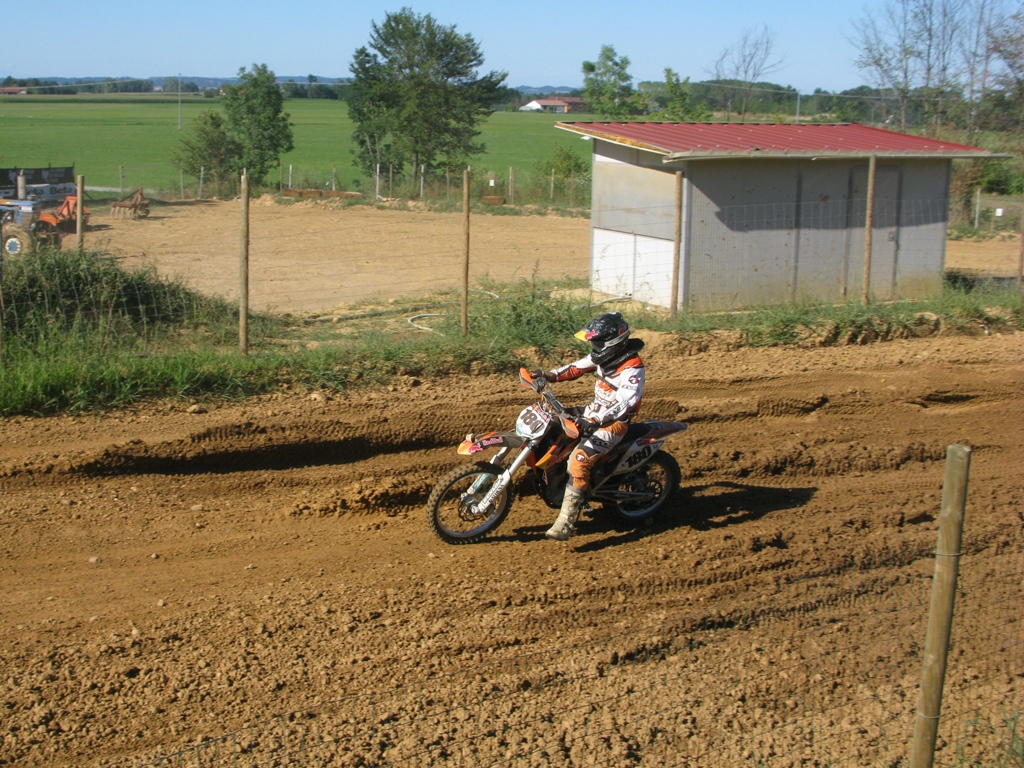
[172, 5, 1024, 198]
[577, 3, 1024, 138]
[1, 76, 155, 94]
[851, 0, 1024, 138]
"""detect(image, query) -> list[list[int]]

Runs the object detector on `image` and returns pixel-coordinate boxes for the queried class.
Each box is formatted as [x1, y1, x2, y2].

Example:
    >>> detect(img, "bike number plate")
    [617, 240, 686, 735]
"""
[515, 405, 551, 439]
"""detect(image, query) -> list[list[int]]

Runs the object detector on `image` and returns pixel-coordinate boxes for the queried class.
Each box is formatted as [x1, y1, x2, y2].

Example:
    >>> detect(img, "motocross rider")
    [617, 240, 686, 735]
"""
[532, 312, 645, 541]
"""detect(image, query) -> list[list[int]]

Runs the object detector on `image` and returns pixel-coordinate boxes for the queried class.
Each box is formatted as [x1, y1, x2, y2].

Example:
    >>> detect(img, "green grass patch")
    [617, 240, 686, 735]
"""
[0, 248, 1020, 416]
[0, 96, 596, 196]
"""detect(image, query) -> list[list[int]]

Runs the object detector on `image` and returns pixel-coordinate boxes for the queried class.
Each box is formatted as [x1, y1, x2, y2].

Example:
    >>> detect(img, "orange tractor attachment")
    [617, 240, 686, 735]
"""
[37, 195, 90, 235]
[109, 187, 150, 218]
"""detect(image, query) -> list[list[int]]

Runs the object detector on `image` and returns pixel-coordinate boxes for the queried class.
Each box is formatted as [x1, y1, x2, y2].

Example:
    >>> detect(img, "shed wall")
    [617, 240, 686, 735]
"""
[686, 160, 800, 310]
[896, 160, 949, 297]
[795, 161, 857, 302]
[592, 149, 676, 240]
[592, 229, 675, 306]
[587, 142, 951, 311]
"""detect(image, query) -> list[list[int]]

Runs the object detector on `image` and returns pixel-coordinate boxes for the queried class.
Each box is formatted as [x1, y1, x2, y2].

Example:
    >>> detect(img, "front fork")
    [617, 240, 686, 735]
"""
[467, 445, 534, 513]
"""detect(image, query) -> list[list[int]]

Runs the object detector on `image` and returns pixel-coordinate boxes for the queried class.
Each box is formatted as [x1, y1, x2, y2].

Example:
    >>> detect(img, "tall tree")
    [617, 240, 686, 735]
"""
[348, 8, 507, 182]
[173, 110, 242, 196]
[659, 69, 712, 121]
[851, 0, 984, 133]
[910, 0, 965, 133]
[715, 25, 785, 122]
[852, 0, 920, 129]
[582, 45, 643, 119]
[960, 0, 1003, 138]
[990, 10, 1024, 133]
[222, 64, 294, 186]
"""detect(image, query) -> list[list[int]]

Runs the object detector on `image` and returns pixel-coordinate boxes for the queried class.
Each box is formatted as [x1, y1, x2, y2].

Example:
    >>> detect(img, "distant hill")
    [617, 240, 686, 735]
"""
[20, 76, 570, 93]
[21, 75, 351, 89]
[516, 85, 579, 95]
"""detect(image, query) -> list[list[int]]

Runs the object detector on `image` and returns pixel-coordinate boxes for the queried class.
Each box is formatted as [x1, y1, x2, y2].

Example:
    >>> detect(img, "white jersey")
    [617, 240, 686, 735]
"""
[548, 350, 645, 426]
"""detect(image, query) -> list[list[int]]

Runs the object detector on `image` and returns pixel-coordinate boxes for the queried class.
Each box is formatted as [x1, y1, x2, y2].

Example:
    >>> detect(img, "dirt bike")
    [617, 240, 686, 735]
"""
[426, 368, 688, 544]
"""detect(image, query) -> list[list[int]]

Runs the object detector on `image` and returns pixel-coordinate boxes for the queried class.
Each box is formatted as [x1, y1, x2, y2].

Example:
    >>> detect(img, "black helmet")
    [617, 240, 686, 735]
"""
[576, 312, 630, 366]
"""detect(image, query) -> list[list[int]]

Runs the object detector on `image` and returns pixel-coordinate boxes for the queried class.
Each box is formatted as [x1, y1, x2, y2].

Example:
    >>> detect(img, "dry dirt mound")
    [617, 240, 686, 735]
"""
[1, 332, 1022, 766]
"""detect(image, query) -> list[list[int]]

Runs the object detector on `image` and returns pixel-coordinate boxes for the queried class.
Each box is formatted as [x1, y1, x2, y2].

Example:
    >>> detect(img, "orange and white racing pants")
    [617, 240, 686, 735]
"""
[567, 421, 629, 490]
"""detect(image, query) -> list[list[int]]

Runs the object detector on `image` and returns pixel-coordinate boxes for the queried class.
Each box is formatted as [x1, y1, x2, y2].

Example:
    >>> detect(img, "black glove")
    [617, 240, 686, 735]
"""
[529, 370, 548, 391]
[575, 417, 599, 438]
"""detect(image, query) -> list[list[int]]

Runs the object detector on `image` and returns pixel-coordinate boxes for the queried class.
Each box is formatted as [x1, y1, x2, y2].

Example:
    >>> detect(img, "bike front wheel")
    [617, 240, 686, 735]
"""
[426, 462, 512, 544]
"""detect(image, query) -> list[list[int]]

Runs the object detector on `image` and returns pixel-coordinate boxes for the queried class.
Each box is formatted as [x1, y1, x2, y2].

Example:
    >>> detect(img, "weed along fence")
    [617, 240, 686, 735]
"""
[2, 188, 1021, 369]
[132, 446, 1022, 767]
[76, 162, 594, 209]
[2, 182, 1021, 357]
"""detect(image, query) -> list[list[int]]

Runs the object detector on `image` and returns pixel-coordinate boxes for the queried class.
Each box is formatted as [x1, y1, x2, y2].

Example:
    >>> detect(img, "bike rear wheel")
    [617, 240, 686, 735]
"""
[599, 452, 680, 525]
[426, 462, 512, 544]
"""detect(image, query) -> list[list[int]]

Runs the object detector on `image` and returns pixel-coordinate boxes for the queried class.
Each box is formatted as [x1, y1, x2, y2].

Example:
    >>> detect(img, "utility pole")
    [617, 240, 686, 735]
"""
[178, 73, 182, 129]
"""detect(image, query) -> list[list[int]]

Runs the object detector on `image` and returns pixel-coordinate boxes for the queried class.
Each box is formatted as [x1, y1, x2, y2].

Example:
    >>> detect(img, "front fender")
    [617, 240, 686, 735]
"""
[457, 431, 527, 456]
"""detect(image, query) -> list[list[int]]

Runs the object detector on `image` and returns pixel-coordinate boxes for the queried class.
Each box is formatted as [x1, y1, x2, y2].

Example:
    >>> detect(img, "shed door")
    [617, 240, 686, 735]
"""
[848, 167, 901, 300]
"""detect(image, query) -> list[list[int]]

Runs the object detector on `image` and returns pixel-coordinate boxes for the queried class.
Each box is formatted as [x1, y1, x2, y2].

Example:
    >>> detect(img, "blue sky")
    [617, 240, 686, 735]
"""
[0, 0, 869, 94]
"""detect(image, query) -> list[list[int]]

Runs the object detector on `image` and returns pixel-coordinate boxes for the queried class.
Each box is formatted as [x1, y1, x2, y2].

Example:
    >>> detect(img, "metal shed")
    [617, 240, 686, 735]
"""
[555, 122, 998, 312]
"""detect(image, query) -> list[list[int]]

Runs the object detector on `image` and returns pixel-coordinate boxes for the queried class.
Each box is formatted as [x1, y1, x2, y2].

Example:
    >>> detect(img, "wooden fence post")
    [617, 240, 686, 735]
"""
[671, 171, 683, 319]
[239, 172, 249, 356]
[462, 169, 470, 336]
[76, 175, 85, 251]
[909, 444, 972, 768]
[862, 154, 876, 306]
[1017, 202, 1023, 292]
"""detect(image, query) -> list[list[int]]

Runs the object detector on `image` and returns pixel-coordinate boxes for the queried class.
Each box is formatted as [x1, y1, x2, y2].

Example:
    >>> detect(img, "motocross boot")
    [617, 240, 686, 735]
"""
[546, 485, 586, 541]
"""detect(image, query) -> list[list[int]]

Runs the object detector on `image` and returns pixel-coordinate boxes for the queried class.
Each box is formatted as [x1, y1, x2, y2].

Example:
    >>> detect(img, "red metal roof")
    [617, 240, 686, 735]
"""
[555, 122, 995, 161]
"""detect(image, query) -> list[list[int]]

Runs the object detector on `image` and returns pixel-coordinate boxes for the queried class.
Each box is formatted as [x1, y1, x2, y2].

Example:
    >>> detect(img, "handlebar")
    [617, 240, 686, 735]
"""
[518, 367, 566, 415]
[518, 368, 584, 440]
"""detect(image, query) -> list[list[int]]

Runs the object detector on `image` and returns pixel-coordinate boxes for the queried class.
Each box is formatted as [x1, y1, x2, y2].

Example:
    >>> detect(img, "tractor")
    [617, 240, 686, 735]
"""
[0, 196, 85, 256]
[1, 198, 47, 256]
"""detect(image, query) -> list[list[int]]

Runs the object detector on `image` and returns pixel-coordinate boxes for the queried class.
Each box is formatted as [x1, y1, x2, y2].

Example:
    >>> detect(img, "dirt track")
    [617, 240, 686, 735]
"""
[2, 327, 1024, 765]
[1, 324, 1022, 766]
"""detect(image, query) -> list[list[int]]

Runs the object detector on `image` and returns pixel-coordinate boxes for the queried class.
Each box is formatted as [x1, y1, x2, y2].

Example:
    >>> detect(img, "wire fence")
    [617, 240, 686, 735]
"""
[135, 524, 1022, 767]
[85, 164, 593, 210]
[1, 194, 1020, 357]
[83, 163, 1022, 240]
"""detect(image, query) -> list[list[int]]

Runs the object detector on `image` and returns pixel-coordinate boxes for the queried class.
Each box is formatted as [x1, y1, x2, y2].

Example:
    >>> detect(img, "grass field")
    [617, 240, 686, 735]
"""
[0, 95, 596, 194]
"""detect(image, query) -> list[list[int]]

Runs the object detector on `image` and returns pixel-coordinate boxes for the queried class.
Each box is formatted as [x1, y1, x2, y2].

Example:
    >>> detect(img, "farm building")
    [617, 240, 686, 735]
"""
[555, 122, 998, 311]
[520, 97, 587, 113]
